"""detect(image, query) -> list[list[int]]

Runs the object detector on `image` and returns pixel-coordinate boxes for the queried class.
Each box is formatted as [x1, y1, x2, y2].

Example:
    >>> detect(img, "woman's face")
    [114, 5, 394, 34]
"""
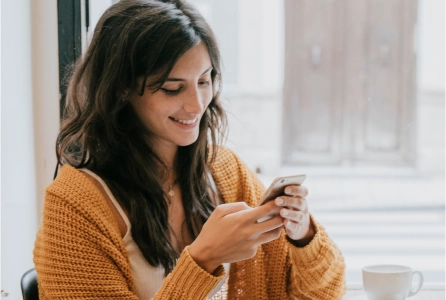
[129, 42, 213, 152]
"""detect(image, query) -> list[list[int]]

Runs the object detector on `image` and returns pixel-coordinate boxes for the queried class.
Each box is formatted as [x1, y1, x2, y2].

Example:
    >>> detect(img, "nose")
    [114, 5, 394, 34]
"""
[183, 86, 204, 114]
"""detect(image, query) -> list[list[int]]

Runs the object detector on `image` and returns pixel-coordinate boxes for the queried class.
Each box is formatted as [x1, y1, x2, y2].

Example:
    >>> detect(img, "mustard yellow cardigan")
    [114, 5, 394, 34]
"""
[34, 147, 346, 299]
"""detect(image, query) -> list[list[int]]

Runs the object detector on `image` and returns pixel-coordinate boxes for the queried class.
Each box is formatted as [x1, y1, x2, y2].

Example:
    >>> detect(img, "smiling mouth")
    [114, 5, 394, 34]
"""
[169, 117, 198, 125]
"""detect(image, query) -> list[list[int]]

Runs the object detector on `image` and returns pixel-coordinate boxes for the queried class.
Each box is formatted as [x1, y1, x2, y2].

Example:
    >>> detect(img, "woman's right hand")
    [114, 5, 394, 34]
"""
[188, 201, 283, 273]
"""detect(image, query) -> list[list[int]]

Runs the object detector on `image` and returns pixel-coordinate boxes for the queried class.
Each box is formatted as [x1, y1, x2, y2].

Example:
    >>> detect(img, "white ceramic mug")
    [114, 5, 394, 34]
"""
[362, 265, 423, 300]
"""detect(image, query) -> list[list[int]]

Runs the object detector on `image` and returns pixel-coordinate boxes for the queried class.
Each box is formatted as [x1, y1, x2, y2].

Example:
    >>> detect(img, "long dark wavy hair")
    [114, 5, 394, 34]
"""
[56, 0, 227, 275]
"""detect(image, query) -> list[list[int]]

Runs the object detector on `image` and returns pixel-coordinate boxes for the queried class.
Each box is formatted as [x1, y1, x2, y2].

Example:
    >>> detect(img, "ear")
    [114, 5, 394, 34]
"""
[120, 89, 131, 102]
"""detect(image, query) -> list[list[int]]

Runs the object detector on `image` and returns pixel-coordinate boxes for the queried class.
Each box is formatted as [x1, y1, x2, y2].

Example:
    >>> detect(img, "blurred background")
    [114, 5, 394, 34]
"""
[2, 0, 444, 298]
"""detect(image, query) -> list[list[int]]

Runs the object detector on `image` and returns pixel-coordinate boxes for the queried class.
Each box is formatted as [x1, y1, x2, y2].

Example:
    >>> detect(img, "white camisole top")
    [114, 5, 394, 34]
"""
[79, 169, 229, 299]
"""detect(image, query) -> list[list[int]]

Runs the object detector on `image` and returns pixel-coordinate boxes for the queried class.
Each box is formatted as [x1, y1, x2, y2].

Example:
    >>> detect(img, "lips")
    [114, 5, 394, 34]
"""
[169, 117, 198, 125]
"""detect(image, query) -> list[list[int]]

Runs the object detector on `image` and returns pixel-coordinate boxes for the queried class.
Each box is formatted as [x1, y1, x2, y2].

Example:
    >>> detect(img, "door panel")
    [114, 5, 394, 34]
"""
[354, 0, 417, 164]
[365, 0, 402, 150]
[283, 0, 417, 167]
[283, 0, 344, 165]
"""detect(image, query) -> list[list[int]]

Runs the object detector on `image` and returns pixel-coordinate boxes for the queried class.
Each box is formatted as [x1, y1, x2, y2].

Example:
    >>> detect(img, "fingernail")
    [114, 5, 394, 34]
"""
[285, 187, 292, 194]
[281, 209, 288, 216]
[276, 198, 284, 205]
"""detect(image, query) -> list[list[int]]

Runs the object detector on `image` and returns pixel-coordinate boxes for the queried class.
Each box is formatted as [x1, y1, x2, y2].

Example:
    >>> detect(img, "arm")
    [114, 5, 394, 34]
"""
[33, 191, 138, 299]
[153, 247, 226, 299]
[34, 191, 225, 300]
[210, 147, 346, 298]
[273, 185, 347, 299]
[286, 215, 347, 299]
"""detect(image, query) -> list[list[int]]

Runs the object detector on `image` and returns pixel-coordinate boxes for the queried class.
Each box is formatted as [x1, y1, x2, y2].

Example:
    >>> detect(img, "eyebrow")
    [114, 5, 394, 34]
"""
[164, 66, 213, 82]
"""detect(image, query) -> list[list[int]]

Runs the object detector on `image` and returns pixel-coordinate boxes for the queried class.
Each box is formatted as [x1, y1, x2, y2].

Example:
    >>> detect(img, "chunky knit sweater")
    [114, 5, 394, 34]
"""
[33, 147, 346, 299]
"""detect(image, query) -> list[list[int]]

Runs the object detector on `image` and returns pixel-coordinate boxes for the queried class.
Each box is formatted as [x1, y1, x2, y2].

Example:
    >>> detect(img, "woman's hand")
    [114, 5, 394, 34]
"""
[275, 185, 315, 247]
[188, 201, 283, 273]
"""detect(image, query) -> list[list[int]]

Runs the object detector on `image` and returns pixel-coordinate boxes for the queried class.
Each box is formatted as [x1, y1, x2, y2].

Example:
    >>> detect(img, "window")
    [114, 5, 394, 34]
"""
[190, 0, 445, 289]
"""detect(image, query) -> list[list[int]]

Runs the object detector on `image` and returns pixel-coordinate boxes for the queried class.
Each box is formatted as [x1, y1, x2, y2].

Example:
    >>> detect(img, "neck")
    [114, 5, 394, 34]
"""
[150, 139, 179, 182]
[146, 135, 177, 165]
[159, 147, 178, 171]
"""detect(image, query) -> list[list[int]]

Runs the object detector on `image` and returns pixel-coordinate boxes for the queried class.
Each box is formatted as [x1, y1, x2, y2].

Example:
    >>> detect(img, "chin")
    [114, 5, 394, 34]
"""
[176, 135, 199, 147]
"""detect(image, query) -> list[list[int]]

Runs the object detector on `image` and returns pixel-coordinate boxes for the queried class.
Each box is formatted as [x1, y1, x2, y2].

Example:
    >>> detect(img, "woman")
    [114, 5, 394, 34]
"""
[33, 0, 346, 299]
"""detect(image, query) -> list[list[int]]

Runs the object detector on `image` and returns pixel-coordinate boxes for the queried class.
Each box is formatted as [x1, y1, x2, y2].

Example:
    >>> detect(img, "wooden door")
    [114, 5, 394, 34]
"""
[283, 0, 417, 167]
[283, 0, 345, 165]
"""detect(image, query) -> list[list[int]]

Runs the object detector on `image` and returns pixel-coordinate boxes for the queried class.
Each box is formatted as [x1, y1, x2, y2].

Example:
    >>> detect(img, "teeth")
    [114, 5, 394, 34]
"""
[173, 117, 197, 125]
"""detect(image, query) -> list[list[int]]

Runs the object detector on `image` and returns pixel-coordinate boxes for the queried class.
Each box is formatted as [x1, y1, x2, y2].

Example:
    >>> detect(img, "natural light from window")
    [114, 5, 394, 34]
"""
[189, 0, 445, 289]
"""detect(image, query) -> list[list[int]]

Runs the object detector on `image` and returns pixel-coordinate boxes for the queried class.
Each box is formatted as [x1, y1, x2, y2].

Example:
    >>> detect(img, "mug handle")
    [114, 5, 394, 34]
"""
[407, 270, 423, 297]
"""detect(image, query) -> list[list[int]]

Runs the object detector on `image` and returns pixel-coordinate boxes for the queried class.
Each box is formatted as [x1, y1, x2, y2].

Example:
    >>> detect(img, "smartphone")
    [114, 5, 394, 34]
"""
[256, 174, 306, 207]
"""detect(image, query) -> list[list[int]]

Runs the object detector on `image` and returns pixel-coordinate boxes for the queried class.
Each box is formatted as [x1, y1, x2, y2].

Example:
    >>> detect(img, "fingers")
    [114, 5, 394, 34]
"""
[214, 202, 251, 218]
[274, 186, 309, 231]
[283, 185, 308, 198]
[246, 201, 280, 222]
[257, 226, 283, 244]
[275, 195, 308, 213]
[284, 218, 301, 239]
[254, 214, 283, 234]
[280, 209, 306, 223]
[284, 217, 313, 241]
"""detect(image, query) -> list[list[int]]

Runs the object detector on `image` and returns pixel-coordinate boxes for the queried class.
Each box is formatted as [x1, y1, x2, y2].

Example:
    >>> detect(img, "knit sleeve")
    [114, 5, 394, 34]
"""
[33, 190, 139, 299]
[153, 246, 226, 299]
[210, 146, 265, 207]
[286, 214, 347, 299]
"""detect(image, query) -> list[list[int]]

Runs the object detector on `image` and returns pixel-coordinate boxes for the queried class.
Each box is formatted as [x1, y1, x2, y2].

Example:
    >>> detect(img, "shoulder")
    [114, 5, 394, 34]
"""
[210, 146, 265, 206]
[43, 164, 122, 236]
[210, 146, 244, 179]
[47, 165, 98, 198]
[45, 165, 112, 218]
[211, 145, 242, 169]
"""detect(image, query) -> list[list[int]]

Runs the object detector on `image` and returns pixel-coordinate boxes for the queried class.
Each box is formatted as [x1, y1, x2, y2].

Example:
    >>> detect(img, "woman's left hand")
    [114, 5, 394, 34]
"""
[275, 185, 315, 246]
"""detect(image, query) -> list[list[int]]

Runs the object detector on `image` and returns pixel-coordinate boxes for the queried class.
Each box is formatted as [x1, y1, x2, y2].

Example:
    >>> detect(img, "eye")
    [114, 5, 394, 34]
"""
[160, 87, 183, 96]
[199, 80, 211, 86]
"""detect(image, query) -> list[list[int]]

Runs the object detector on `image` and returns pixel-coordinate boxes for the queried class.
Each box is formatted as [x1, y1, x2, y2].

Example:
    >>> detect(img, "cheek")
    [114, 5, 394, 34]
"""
[203, 90, 213, 108]
[130, 97, 160, 127]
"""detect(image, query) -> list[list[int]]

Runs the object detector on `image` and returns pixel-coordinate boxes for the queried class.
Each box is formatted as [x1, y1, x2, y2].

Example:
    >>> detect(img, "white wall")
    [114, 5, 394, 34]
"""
[416, 0, 445, 175]
[1, 0, 59, 298]
[1, 0, 38, 298]
[229, 0, 284, 175]
[417, 0, 445, 92]
[31, 0, 60, 221]
[237, 0, 283, 94]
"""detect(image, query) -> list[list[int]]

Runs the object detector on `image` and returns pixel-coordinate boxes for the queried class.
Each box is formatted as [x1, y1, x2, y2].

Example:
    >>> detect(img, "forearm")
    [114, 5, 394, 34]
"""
[153, 246, 226, 300]
[287, 216, 347, 299]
